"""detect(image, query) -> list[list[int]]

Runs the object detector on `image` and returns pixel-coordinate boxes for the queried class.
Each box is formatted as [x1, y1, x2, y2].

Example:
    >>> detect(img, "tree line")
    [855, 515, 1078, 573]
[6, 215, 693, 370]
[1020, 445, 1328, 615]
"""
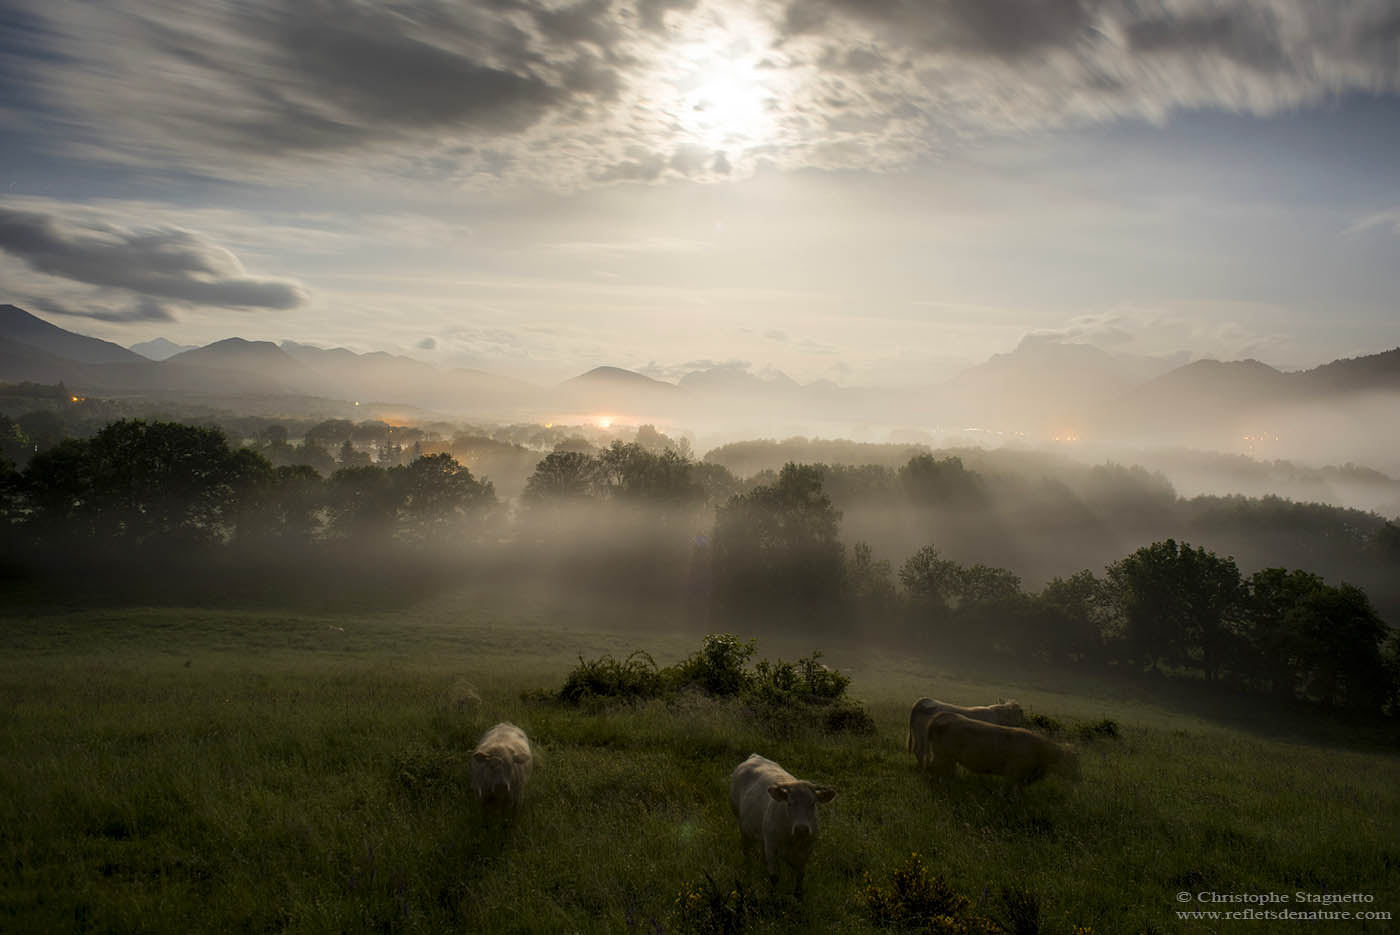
[1, 418, 1396, 716]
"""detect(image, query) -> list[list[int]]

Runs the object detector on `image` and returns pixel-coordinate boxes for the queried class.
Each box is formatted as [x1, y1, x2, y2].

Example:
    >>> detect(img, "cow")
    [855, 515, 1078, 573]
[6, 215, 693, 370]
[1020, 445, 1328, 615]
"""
[728, 754, 836, 897]
[906, 697, 1025, 769]
[924, 711, 1079, 783]
[471, 722, 533, 818]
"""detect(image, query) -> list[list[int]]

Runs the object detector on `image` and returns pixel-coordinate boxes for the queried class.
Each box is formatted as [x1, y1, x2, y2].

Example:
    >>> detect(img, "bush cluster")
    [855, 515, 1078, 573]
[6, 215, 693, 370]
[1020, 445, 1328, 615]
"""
[548, 633, 873, 733]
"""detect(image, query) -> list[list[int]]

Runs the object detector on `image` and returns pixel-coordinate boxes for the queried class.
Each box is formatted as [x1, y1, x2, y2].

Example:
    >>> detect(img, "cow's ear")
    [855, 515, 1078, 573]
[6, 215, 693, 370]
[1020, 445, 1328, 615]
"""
[512, 751, 530, 764]
[768, 784, 789, 801]
[472, 751, 490, 761]
[814, 786, 837, 803]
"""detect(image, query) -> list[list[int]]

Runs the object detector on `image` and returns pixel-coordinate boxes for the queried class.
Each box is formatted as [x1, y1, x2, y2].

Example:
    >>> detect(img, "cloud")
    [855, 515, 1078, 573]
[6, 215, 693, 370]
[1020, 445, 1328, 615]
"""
[29, 295, 176, 323]
[4, 0, 1400, 188]
[1020, 307, 1295, 366]
[1346, 206, 1400, 236]
[783, 0, 1097, 62]
[0, 205, 309, 314]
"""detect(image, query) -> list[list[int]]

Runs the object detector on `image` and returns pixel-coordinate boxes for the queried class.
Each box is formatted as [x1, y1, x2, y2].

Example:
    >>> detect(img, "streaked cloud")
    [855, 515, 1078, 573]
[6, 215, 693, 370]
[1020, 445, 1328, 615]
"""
[5, 0, 1397, 189]
[0, 203, 310, 319]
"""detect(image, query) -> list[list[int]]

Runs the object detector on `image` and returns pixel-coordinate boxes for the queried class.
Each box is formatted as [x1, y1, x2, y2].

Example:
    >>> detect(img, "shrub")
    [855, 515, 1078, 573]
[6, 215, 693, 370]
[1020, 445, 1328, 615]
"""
[855, 852, 991, 932]
[673, 873, 751, 935]
[558, 651, 663, 704]
[671, 633, 756, 696]
[1074, 718, 1119, 741]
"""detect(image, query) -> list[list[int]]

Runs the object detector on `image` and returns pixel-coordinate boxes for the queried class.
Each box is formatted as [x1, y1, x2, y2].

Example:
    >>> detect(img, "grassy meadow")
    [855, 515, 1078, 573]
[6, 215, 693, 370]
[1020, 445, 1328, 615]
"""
[2, 590, 1398, 934]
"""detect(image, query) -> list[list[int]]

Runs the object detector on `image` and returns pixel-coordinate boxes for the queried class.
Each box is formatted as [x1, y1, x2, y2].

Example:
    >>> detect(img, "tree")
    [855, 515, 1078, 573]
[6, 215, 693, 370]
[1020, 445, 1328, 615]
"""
[21, 419, 254, 549]
[847, 541, 896, 612]
[1241, 568, 1322, 699]
[0, 415, 32, 466]
[1034, 570, 1110, 665]
[1104, 539, 1245, 679]
[899, 546, 964, 611]
[338, 439, 371, 467]
[898, 454, 984, 507]
[1291, 582, 1390, 710]
[712, 462, 845, 610]
[305, 419, 355, 450]
[395, 453, 495, 543]
[596, 441, 703, 509]
[326, 465, 401, 542]
[522, 450, 602, 502]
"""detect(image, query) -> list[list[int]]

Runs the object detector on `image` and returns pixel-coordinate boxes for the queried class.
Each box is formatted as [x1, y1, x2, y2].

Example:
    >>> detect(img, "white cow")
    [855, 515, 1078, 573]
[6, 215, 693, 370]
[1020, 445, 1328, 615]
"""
[906, 697, 1024, 769]
[728, 754, 836, 896]
[471, 722, 532, 817]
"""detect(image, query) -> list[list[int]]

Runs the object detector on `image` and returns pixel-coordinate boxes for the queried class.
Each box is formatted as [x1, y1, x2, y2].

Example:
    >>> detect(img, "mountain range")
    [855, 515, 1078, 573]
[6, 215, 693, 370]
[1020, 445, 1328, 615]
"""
[1, 303, 1397, 471]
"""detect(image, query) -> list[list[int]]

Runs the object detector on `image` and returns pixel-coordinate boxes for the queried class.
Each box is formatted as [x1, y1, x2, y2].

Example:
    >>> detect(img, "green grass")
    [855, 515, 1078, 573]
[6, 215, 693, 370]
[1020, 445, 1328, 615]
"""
[1, 595, 1398, 933]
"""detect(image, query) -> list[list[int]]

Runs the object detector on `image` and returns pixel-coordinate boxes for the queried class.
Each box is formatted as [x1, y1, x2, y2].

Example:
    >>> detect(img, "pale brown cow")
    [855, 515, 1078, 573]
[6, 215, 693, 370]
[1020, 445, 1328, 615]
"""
[925, 711, 1079, 783]
[906, 697, 1025, 769]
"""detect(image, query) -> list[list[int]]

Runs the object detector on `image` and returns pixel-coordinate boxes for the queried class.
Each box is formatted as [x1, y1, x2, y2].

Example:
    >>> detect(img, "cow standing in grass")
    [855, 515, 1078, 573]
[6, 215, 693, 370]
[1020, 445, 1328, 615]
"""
[925, 711, 1079, 783]
[906, 698, 1024, 769]
[471, 722, 532, 818]
[729, 754, 836, 897]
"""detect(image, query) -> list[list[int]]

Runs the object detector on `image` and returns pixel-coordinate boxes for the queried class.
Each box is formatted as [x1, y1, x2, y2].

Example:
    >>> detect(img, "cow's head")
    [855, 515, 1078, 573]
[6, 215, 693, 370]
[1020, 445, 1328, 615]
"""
[768, 781, 836, 840]
[473, 750, 528, 802]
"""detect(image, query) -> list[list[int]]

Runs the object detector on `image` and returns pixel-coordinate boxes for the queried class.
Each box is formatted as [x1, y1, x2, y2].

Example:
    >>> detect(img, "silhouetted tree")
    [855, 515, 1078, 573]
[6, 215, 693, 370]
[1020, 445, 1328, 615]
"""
[1033, 570, 1110, 665]
[1290, 582, 1390, 710]
[847, 541, 896, 613]
[1104, 539, 1245, 679]
[305, 419, 355, 450]
[712, 463, 845, 612]
[898, 454, 984, 507]
[337, 439, 371, 467]
[597, 441, 704, 509]
[327, 465, 400, 542]
[0, 415, 31, 465]
[396, 453, 495, 543]
[899, 546, 964, 612]
[1240, 568, 1321, 699]
[522, 450, 602, 502]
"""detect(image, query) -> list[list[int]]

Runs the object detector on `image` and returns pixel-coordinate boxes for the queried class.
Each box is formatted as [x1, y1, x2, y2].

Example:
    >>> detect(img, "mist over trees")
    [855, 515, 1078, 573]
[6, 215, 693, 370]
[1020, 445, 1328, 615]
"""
[2, 415, 1398, 717]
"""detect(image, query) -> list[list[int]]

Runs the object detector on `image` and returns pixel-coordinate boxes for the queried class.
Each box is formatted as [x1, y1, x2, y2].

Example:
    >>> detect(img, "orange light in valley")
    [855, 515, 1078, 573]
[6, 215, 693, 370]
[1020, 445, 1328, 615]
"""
[597, 416, 613, 429]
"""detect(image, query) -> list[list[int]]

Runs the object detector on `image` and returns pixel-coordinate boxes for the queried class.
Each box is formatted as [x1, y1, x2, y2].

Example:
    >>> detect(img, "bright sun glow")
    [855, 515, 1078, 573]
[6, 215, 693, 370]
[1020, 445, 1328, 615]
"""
[656, 16, 780, 154]
[681, 58, 771, 149]
[597, 417, 613, 429]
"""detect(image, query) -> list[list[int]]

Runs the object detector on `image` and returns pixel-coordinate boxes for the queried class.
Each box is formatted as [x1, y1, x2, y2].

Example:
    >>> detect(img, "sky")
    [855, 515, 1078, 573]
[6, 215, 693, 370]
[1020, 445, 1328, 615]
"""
[1, 0, 1398, 388]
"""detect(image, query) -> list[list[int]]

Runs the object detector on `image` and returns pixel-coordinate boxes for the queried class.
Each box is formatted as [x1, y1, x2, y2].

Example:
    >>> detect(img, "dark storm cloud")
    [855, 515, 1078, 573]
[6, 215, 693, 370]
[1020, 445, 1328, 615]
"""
[1125, 8, 1288, 73]
[0, 207, 309, 310]
[4, 0, 625, 172]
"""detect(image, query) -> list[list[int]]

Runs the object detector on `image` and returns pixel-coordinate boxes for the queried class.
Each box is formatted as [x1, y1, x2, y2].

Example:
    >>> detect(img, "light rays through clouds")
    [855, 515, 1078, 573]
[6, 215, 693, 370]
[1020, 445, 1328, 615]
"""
[0, 0, 1398, 379]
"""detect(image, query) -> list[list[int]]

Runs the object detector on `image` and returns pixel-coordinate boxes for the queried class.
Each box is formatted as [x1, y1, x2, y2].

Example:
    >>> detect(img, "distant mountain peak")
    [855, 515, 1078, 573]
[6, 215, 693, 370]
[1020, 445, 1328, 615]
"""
[130, 337, 198, 361]
[0, 303, 145, 365]
[563, 366, 675, 388]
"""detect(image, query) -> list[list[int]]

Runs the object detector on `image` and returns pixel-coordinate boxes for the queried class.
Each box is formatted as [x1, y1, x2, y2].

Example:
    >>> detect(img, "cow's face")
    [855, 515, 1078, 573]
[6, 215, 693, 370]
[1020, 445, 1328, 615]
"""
[473, 751, 523, 802]
[768, 781, 836, 840]
[999, 701, 1025, 725]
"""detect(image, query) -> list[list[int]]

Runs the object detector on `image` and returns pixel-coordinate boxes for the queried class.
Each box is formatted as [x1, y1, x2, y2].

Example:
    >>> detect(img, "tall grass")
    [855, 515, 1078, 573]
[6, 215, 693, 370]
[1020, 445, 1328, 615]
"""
[1, 604, 1397, 933]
